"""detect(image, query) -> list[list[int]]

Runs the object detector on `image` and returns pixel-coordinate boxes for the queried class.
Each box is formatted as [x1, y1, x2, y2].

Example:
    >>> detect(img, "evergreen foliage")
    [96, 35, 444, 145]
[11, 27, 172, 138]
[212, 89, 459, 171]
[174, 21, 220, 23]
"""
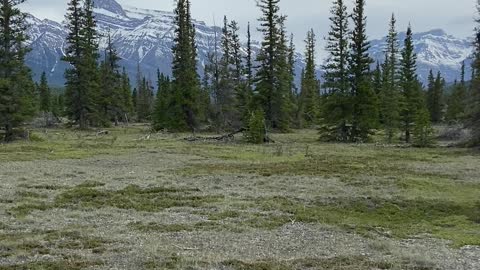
[99, 32, 128, 126]
[153, 71, 172, 130]
[413, 108, 435, 147]
[246, 110, 266, 144]
[399, 26, 428, 143]
[321, 0, 351, 141]
[468, 3, 480, 146]
[349, 0, 378, 142]
[0, 0, 36, 142]
[446, 62, 467, 122]
[38, 72, 51, 113]
[380, 14, 401, 143]
[168, 0, 201, 132]
[63, 0, 101, 128]
[426, 70, 445, 123]
[299, 29, 319, 127]
[254, 0, 292, 131]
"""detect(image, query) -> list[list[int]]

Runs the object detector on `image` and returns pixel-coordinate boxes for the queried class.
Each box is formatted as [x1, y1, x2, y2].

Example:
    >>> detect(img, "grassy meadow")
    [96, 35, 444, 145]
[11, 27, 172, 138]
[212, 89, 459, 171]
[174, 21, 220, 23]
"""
[0, 126, 479, 269]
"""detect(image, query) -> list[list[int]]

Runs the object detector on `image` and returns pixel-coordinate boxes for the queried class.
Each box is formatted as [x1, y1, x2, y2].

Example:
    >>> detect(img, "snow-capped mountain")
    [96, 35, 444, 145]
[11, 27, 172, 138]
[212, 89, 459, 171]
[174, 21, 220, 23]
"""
[24, 0, 472, 87]
[26, 0, 225, 86]
[369, 29, 473, 83]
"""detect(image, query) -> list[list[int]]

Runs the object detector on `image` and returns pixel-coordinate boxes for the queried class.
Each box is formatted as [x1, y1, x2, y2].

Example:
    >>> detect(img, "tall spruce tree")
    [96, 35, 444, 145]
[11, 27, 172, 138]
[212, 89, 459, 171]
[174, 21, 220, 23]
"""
[254, 0, 290, 130]
[349, 0, 378, 141]
[446, 61, 467, 122]
[38, 72, 51, 112]
[299, 29, 319, 127]
[372, 62, 382, 95]
[427, 71, 445, 123]
[121, 67, 133, 118]
[169, 0, 200, 131]
[63, 0, 84, 126]
[380, 14, 401, 142]
[63, 0, 101, 128]
[400, 25, 427, 143]
[136, 76, 153, 122]
[246, 22, 253, 88]
[235, 22, 255, 126]
[216, 16, 238, 129]
[99, 32, 124, 125]
[0, 0, 36, 141]
[321, 0, 350, 141]
[273, 16, 295, 131]
[468, 2, 480, 145]
[153, 72, 172, 130]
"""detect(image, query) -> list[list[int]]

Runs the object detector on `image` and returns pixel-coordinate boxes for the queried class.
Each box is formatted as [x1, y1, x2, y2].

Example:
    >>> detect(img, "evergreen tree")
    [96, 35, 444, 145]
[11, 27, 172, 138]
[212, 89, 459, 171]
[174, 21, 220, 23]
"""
[234, 22, 255, 126]
[0, 0, 36, 141]
[446, 61, 467, 122]
[413, 107, 435, 147]
[427, 71, 445, 123]
[286, 34, 298, 126]
[245, 22, 253, 88]
[132, 88, 137, 111]
[169, 0, 200, 131]
[63, 0, 100, 128]
[216, 16, 238, 129]
[372, 62, 382, 96]
[121, 67, 133, 118]
[380, 14, 401, 142]
[321, 0, 351, 141]
[136, 77, 153, 122]
[63, 0, 84, 127]
[153, 72, 172, 130]
[349, 0, 378, 141]
[254, 0, 291, 130]
[400, 25, 427, 143]
[299, 29, 319, 127]
[273, 16, 295, 131]
[99, 32, 123, 125]
[51, 93, 65, 118]
[468, 3, 480, 146]
[38, 72, 51, 112]
[246, 110, 266, 144]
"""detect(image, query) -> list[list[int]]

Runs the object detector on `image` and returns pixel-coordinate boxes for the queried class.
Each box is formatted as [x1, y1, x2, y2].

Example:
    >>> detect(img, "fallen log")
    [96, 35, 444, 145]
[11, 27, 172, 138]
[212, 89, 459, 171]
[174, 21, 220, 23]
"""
[96, 130, 109, 136]
[184, 128, 246, 142]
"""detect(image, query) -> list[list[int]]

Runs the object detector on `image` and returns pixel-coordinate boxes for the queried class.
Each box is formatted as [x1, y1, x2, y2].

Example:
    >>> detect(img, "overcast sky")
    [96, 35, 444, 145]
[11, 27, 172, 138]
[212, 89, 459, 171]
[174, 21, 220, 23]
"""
[20, 0, 477, 56]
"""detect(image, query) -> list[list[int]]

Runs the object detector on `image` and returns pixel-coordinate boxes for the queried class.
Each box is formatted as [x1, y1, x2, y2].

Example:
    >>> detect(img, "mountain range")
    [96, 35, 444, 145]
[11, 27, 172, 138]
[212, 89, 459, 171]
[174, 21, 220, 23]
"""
[25, 0, 473, 87]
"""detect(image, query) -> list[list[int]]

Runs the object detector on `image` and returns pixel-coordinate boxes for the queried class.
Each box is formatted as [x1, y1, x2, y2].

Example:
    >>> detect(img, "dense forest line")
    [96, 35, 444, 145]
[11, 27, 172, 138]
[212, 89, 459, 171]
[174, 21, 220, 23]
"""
[0, 0, 479, 147]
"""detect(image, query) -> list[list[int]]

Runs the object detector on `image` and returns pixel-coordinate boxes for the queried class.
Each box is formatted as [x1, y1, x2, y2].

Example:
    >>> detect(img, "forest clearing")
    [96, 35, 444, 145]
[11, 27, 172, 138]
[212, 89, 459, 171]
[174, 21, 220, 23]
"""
[0, 127, 479, 269]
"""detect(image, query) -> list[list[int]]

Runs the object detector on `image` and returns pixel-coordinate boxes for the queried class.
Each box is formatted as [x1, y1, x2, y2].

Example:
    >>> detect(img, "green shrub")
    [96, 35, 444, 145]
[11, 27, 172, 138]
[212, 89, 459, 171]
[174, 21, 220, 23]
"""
[413, 109, 435, 147]
[246, 110, 266, 144]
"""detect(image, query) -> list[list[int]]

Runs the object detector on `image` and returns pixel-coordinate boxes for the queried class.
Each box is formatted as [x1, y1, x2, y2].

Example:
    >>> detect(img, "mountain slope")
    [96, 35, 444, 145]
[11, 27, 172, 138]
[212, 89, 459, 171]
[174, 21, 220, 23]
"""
[369, 29, 473, 83]
[24, 0, 472, 86]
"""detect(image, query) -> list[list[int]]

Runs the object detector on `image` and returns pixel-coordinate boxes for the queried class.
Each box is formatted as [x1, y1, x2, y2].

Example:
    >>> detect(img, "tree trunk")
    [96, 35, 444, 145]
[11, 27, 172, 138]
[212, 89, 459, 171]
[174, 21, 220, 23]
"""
[4, 123, 13, 142]
[79, 110, 86, 129]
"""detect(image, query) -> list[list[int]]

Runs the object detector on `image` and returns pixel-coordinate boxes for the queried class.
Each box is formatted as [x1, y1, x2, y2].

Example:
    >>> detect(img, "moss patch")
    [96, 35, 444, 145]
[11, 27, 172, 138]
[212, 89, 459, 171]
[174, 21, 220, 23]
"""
[255, 196, 480, 247]
[55, 185, 223, 212]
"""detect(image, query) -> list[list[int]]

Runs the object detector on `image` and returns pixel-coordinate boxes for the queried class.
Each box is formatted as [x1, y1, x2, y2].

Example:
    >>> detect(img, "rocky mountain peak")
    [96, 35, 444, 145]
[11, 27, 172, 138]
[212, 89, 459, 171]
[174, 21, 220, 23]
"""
[93, 0, 127, 17]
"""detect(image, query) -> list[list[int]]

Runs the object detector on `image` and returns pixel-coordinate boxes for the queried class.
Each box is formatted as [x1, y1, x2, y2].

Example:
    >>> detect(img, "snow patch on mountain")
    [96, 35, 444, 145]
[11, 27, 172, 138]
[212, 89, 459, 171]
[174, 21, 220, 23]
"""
[23, 0, 473, 87]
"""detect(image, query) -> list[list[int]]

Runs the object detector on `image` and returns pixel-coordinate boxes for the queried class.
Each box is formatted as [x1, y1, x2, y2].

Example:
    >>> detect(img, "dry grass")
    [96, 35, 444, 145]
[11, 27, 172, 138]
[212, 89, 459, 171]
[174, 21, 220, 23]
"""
[0, 127, 478, 269]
